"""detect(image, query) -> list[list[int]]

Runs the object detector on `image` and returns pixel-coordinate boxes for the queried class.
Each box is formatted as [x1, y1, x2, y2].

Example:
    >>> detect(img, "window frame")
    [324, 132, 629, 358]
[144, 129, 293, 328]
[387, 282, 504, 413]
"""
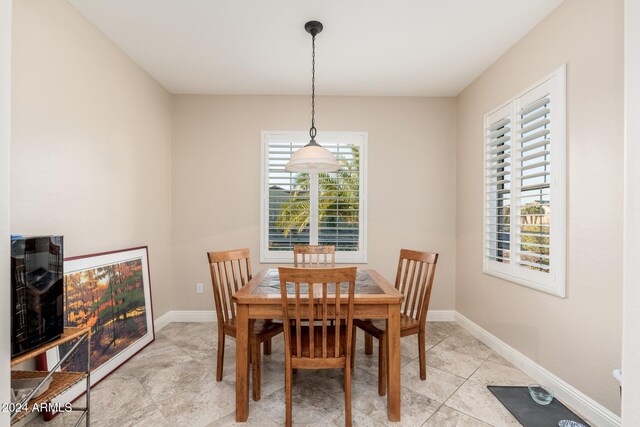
[483, 65, 567, 297]
[260, 130, 368, 264]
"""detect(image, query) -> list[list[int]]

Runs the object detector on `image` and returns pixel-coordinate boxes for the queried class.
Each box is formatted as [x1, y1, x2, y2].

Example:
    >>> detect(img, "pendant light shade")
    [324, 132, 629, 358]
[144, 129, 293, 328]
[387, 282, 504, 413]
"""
[285, 21, 340, 174]
[285, 141, 340, 173]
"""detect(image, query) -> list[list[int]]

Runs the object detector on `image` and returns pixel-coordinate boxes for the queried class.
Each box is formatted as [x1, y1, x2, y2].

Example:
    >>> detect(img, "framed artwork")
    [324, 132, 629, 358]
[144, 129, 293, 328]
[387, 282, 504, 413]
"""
[44, 246, 155, 403]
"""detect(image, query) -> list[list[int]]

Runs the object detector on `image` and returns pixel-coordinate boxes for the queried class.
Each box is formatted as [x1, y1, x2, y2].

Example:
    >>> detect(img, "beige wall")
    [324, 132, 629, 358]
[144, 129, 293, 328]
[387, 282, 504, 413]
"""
[1, 0, 12, 421]
[456, 0, 623, 414]
[623, 0, 640, 423]
[11, 0, 173, 318]
[172, 95, 456, 311]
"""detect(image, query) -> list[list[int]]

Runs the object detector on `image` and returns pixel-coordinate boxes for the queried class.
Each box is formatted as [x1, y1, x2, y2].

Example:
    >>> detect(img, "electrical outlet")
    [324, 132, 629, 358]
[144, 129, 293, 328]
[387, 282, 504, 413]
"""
[196, 282, 204, 294]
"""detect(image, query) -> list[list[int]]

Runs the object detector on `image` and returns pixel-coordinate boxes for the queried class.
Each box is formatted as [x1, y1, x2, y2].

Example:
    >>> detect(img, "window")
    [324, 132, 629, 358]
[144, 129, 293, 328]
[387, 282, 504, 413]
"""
[261, 131, 367, 263]
[484, 65, 566, 296]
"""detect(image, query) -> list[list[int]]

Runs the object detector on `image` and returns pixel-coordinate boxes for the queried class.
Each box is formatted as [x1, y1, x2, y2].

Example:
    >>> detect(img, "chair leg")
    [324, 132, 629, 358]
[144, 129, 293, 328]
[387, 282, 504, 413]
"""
[252, 339, 261, 401]
[350, 326, 356, 369]
[264, 338, 272, 355]
[216, 332, 225, 382]
[285, 364, 293, 427]
[378, 333, 387, 396]
[418, 329, 427, 380]
[344, 366, 352, 427]
[364, 333, 373, 355]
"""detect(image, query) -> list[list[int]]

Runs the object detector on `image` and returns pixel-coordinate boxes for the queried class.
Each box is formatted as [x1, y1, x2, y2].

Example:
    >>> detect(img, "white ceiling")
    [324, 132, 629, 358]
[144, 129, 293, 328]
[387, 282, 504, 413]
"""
[66, 0, 563, 96]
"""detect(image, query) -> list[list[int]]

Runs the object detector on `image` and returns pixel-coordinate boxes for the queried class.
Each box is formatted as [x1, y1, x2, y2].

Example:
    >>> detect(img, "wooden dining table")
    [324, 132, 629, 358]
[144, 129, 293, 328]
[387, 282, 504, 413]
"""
[232, 268, 404, 422]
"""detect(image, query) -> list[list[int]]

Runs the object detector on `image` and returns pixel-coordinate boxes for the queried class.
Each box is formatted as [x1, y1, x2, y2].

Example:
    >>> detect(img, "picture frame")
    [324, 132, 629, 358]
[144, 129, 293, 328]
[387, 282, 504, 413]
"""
[43, 246, 155, 404]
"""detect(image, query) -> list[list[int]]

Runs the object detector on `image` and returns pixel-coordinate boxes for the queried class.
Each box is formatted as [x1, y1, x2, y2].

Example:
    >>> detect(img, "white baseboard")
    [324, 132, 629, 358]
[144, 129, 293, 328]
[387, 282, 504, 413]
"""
[455, 312, 621, 427]
[427, 309, 456, 321]
[155, 309, 455, 332]
[154, 310, 216, 331]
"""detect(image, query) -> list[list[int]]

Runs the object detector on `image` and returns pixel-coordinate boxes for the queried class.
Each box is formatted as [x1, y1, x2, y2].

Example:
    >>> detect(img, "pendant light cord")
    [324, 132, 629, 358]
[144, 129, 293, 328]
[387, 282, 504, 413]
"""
[310, 34, 317, 140]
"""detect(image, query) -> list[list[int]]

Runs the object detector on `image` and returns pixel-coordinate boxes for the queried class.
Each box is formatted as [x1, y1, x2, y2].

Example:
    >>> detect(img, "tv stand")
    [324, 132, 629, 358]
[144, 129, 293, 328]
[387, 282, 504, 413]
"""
[10, 327, 91, 426]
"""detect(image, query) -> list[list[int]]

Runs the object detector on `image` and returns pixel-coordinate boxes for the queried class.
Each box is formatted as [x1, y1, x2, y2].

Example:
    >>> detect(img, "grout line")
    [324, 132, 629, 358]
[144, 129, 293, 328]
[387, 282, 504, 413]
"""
[419, 398, 447, 427]
[443, 378, 513, 427]
[429, 332, 494, 425]
[420, 325, 487, 427]
[466, 352, 492, 379]
[135, 375, 173, 426]
[441, 371, 470, 406]
[424, 362, 468, 382]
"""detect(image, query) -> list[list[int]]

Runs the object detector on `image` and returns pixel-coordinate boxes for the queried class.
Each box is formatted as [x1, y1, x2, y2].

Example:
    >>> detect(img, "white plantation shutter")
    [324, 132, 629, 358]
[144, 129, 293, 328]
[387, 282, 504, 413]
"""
[483, 65, 566, 296]
[261, 131, 367, 263]
[515, 94, 551, 275]
[485, 109, 512, 270]
[318, 143, 361, 252]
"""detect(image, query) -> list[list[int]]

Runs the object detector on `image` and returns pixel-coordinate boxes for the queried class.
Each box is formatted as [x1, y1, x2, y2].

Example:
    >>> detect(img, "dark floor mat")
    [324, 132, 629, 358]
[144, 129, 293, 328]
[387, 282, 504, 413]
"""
[487, 386, 590, 427]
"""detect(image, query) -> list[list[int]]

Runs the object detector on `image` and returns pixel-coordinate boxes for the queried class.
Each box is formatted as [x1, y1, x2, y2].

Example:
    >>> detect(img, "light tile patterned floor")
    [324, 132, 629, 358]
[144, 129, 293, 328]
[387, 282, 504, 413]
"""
[25, 321, 585, 426]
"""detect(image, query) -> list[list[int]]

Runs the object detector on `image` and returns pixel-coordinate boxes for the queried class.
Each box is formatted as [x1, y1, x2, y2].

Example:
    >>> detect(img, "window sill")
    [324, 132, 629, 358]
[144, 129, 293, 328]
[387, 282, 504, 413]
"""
[483, 268, 565, 298]
[261, 252, 367, 264]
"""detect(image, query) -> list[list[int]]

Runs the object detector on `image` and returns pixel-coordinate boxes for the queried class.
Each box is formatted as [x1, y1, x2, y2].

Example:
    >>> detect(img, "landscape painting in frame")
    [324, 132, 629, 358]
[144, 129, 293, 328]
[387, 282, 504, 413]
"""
[45, 247, 154, 401]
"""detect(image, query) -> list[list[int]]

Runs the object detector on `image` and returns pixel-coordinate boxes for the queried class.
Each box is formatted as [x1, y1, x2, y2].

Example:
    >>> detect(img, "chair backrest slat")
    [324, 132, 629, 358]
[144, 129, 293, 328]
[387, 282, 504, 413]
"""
[295, 282, 302, 356]
[403, 260, 418, 316]
[279, 267, 356, 361]
[394, 249, 439, 322]
[245, 257, 252, 280]
[308, 282, 314, 358]
[322, 283, 328, 358]
[217, 264, 230, 320]
[293, 245, 336, 268]
[398, 259, 411, 297]
[230, 261, 239, 292]
[207, 248, 252, 325]
[223, 262, 236, 319]
[408, 261, 424, 316]
[418, 262, 437, 322]
[334, 280, 341, 358]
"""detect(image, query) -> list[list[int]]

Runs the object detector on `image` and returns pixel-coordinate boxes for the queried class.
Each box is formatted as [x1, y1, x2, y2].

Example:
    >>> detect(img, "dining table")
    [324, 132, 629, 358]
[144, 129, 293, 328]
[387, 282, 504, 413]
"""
[232, 268, 404, 422]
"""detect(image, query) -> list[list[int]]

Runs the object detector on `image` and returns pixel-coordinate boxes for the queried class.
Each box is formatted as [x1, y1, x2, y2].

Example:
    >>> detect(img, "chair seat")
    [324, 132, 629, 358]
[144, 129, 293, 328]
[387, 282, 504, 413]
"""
[225, 318, 284, 340]
[354, 314, 420, 338]
[290, 325, 347, 358]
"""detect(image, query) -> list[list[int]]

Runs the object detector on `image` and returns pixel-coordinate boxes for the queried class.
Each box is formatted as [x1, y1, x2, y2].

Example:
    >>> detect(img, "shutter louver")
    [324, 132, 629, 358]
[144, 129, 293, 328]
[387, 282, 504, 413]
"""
[267, 142, 311, 251]
[515, 96, 551, 273]
[486, 115, 512, 265]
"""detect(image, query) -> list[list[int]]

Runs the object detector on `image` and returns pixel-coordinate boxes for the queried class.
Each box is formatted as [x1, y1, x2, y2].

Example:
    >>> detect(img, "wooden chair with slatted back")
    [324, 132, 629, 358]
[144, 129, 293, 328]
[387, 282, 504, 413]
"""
[279, 267, 357, 427]
[293, 245, 339, 329]
[207, 248, 283, 401]
[293, 245, 336, 267]
[354, 249, 438, 396]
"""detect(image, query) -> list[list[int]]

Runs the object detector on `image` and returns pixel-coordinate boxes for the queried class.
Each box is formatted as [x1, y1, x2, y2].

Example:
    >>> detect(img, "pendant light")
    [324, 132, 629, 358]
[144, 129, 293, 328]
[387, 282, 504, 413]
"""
[285, 21, 340, 173]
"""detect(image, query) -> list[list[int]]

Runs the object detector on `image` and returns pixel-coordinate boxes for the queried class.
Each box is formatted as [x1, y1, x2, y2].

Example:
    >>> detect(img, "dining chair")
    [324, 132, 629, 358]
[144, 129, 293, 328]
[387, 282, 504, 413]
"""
[354, 249, 438, 396]
[279, 266, 357, 427]
[293, 245, 336, 267]
[207, 248, 283, 401]
[293, 245, 339, 331]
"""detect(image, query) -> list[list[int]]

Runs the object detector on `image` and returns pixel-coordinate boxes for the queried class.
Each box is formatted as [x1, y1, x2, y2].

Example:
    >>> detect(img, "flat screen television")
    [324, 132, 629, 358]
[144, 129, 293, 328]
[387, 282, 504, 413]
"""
[11, 235, 64, 357]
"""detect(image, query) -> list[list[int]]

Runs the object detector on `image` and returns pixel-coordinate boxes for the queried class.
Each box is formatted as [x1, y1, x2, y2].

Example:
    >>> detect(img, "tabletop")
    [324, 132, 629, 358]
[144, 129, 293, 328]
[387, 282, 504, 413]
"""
[233, 269, 403, 304]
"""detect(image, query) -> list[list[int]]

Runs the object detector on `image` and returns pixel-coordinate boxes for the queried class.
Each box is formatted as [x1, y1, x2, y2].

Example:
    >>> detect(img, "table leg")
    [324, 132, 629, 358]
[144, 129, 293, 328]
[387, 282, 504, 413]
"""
[236, 305, 250, 421]
[387, 303, 401, 421]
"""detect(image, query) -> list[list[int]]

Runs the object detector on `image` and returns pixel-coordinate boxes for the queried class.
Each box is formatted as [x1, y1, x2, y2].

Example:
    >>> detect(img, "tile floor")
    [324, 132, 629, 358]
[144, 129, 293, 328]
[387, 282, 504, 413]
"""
[25, 321, 585, 426]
